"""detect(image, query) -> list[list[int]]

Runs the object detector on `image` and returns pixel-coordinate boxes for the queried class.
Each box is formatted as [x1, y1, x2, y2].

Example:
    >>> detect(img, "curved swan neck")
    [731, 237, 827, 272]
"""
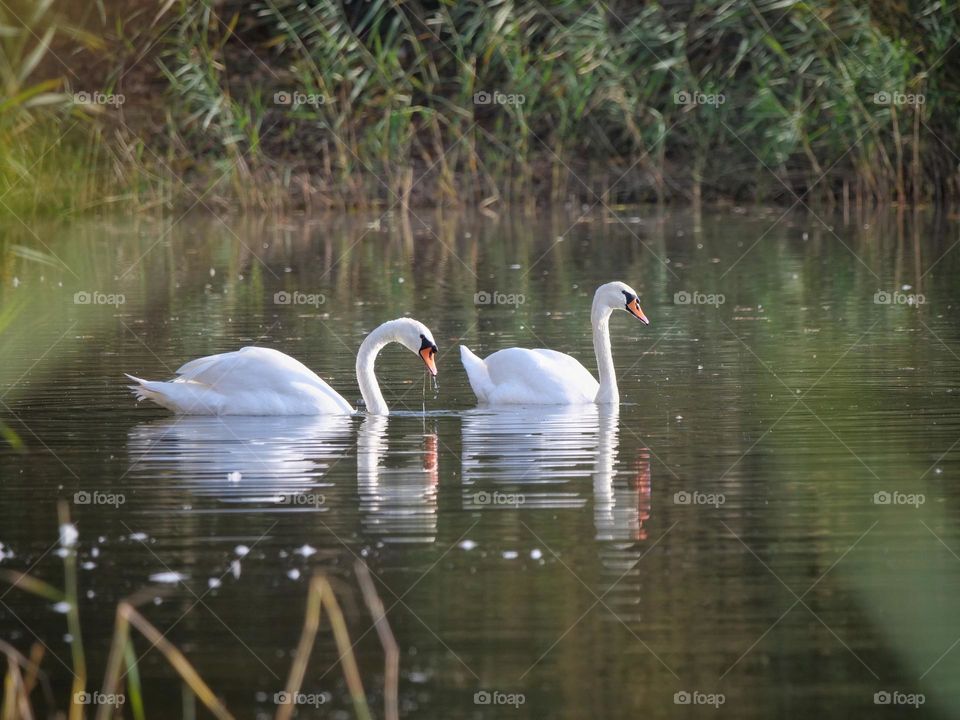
[592, 299, 618, 404]
[356, 322, 397, 415]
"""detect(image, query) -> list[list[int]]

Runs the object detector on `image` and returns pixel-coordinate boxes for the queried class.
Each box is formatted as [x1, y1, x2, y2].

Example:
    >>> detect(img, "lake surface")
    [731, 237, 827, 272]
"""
[1, 207, 958, 718]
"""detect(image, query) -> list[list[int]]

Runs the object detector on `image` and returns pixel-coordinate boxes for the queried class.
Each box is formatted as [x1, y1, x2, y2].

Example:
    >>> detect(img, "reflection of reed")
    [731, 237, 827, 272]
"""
[356, 416, 439, 544]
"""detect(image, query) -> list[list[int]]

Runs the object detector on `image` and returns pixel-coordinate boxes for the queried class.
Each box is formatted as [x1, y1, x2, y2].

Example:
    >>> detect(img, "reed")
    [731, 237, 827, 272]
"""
[0, 504, 398, 719]
[1, 0, 958, 212]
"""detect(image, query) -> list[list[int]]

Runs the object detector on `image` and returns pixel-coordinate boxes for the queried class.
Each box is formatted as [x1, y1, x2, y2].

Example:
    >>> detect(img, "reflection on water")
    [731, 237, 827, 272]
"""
[357, 415, 439, 543]
[461, 406, 651, 542]
[2, 208, 960, 719]
[461, 405, 594, 507]
[593, 408, 652, 543]
[128, 415, 441, 543]
[126, 415, 354, 505]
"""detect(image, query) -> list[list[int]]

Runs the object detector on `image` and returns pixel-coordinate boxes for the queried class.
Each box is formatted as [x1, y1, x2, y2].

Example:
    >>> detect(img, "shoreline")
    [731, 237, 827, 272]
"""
[2, 2, 958, 216]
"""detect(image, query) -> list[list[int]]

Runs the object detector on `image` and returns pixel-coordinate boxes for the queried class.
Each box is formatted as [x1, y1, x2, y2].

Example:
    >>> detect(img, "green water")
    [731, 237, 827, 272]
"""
[1, 208, 958, 718]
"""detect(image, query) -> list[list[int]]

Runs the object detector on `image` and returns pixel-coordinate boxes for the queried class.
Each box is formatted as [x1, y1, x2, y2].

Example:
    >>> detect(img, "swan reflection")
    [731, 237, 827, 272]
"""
[460, 406, 651, 540]
[357, 415, 439, 543]
[126, 415, 353, 504]
[593, 408, 652, 542]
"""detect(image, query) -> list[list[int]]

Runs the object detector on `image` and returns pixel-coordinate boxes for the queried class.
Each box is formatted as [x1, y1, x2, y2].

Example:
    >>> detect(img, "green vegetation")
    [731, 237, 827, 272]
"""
[1, 0, 958, 213]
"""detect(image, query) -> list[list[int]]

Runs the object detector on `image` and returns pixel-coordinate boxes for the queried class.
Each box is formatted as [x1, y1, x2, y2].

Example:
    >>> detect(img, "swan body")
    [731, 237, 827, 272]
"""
[126, 318, 438, 416]
[460, 347, 599, 405]
[460, 281, 648, 406]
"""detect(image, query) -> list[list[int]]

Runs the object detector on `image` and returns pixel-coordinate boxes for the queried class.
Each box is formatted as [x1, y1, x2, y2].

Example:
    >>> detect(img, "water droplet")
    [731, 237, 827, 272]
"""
[59, 523, 78, 548]
[149, 571, 186, 584]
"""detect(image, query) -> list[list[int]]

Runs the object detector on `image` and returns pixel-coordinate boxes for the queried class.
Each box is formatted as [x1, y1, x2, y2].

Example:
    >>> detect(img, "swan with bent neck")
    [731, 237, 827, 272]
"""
[460, 281, 649, 405]
[126, 318, 438, 415]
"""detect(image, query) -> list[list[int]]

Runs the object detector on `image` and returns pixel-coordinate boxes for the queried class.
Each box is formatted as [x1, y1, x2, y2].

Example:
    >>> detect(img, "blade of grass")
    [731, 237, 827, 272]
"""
[355, 561, 398, 720]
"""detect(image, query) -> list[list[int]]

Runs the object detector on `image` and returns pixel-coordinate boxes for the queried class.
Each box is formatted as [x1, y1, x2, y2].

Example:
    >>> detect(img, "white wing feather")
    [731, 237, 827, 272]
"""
[127, 347, 354, 415]
[460, 345, 598, 405]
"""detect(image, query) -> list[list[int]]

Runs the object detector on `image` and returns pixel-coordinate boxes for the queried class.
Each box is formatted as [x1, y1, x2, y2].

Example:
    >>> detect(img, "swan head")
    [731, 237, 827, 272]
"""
[393, 318, 439, 376]
[595, 281, 649, 325]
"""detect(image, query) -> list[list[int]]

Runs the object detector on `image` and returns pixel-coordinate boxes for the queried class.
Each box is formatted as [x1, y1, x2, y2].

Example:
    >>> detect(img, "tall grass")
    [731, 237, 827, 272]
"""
[0, 503, 396, 719]
[3, 0, 959, 212]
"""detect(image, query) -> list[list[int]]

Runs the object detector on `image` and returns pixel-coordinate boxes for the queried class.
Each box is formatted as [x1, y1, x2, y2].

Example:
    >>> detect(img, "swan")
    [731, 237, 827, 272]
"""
[459, 281, 648, 405]
[125, 318, 438, 416]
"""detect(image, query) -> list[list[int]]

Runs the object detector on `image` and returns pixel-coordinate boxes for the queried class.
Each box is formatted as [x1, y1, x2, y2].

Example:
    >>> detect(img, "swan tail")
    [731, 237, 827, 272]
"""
[124, 373, 213, 414]
[459, 345, 490, 403]
[125, 373, 174, 409]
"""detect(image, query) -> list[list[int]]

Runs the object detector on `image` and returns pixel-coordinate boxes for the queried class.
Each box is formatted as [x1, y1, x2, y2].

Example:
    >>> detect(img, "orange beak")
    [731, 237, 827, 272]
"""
[627, 298, 650, 325]
[420, 347, 438, 376]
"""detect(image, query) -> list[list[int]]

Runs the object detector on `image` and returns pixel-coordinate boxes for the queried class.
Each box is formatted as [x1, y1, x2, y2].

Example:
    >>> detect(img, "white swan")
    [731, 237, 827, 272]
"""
[125, 318, 438, 416]
[459, 281, 648, 405]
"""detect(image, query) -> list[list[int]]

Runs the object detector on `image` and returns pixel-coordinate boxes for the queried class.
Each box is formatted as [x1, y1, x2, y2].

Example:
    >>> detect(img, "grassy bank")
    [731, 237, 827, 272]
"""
[1, 0, 958, 214]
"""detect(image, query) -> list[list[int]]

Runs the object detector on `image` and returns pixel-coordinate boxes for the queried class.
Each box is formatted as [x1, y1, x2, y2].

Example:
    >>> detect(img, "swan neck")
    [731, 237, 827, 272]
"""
[592, 301, 618, 404]
[356, 324, 394, 415]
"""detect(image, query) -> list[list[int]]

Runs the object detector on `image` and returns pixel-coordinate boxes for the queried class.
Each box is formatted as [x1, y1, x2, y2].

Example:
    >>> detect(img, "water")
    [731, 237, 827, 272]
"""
[1, 208, 958, 718]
